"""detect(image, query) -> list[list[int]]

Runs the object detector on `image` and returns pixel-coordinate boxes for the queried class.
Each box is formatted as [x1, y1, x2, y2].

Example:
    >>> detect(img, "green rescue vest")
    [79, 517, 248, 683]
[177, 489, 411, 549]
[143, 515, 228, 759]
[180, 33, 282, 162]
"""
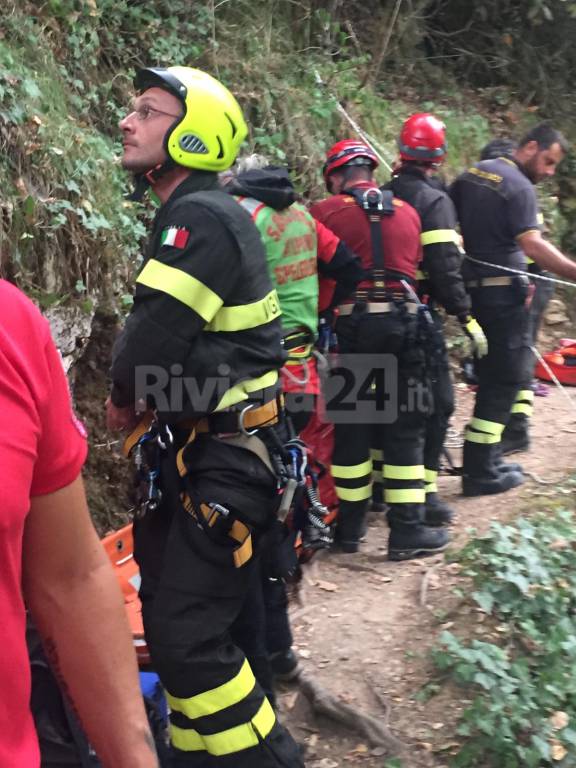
[235, 198, 319, 337]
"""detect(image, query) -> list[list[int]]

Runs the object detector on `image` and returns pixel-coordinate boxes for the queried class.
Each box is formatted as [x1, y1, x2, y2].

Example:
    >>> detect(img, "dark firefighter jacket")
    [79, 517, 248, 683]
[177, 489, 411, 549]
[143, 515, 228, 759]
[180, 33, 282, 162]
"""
[110, 172, 285, 421]
[227, 167, 364, 313]
[387, 165, 471, 319]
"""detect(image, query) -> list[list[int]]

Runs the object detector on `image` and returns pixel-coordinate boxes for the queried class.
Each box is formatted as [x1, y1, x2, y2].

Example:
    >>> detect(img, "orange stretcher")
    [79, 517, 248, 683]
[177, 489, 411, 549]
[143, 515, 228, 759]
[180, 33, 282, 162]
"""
[101, 524, 150, 667]
[535, 338, 576, 386]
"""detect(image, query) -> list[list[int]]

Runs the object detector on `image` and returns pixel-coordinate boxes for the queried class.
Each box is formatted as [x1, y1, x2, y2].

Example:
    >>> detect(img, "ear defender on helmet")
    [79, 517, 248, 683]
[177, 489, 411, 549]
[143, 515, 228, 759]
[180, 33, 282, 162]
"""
[323, 139, 379, 185]
[134, 66, 248, 172]
[398, 113, 447, 163]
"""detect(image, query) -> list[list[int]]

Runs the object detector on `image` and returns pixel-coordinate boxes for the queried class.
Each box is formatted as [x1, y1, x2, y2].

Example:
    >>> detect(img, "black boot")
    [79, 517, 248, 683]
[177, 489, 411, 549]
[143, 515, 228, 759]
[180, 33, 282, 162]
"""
[333, 500, 368, 553]
[462, 440, 524, 497]
[387, 504, 449, 561]
[500, 414, 530, 456]
[492, 443, 523, 474]
[424, 492, 455, 526]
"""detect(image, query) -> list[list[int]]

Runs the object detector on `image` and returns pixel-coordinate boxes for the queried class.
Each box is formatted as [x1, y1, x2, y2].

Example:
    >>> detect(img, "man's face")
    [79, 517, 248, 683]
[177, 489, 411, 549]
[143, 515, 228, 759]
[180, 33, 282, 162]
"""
[119, 87, 183, 173]
[327, 170, 345, 195]
[521, 141, 564, 184]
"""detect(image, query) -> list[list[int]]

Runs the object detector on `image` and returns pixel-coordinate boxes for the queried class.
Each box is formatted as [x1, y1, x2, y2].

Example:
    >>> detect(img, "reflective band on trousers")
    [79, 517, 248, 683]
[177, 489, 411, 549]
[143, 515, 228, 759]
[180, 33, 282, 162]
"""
[420, 229, 459, 246]
[468, 417, 505, 436]
[214, 370, 279, 412]
[425, 468, 438, 493]
[511, 403, 533, 416]
[383, 464, 425, 480]
[464, 428, 500, 444]
[335, 484, 373, 502]
[167, 659, 255, 720]
[385, 488, 425, 504]
[137, 259, 223, 323]
[515, 389, 534, 403]
[370, 448, 384, 462]
[331, 459, 372, 479]
[205, 290, 282, 333]
[170, 698, 276, 755]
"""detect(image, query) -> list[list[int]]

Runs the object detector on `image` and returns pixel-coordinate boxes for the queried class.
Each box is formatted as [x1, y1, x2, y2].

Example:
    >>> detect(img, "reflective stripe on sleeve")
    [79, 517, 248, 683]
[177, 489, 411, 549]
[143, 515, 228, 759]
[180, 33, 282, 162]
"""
[206, 290, 281, 332]
[213, 370, 279, 412]
[137, 259, 223, 322]
[420, 229, 460, 246]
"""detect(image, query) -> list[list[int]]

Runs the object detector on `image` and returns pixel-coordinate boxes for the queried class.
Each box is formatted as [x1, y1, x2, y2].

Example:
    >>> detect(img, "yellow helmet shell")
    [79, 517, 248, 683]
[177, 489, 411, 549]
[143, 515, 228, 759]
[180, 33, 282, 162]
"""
[134, 66, 248, 172]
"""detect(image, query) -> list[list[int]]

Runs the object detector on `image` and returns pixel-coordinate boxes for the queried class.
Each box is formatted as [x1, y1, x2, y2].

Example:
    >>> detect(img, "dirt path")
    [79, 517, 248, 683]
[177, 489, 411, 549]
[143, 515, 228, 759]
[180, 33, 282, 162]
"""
[280, 385, 576, 767]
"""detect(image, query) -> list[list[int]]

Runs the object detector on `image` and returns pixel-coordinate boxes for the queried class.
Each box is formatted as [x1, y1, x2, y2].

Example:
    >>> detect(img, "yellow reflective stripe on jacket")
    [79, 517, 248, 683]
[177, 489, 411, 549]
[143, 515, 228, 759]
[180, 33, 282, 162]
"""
[416, 268, 427, 280]
[385, 488, 426, 504]
[468, 417, 504, 436]
[383, 464, 425, 481]
[420, 229, 459, 246]
[167, 659, 255, 720]
[170, 697, 276, 755]
[206, 290, 281, 333]
[464, 428, 500, 445]
[213, 370, 279, 412]
[335, 484, 373, 502]
[331, 460, 372, 479]
[137, 259, 223, 322]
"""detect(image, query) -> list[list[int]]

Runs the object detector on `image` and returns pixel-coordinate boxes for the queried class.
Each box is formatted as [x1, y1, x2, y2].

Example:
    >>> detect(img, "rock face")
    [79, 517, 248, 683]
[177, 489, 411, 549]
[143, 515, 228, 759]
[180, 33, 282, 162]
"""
[45, 305, 95, 373]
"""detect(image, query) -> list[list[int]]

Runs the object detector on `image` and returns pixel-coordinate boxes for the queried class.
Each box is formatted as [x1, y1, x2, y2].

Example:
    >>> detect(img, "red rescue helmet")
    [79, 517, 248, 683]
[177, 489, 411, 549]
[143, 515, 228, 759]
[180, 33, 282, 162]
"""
[323, 139, 379, 183]
[398, 113, 447, 163]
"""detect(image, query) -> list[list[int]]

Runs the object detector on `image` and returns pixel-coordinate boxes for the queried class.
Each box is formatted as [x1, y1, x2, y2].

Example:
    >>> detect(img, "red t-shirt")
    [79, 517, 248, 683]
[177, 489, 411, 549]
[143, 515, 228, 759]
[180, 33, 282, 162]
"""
[0, 281, 87, 767]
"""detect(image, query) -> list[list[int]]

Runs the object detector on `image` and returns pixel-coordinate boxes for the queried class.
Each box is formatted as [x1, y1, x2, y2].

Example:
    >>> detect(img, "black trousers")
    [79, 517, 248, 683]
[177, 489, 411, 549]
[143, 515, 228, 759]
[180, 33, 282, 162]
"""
[467, 286, 532, 442]
[133, 434, 303, 768]
[423, 312, 455, 483]
[331, 310, 428, 533]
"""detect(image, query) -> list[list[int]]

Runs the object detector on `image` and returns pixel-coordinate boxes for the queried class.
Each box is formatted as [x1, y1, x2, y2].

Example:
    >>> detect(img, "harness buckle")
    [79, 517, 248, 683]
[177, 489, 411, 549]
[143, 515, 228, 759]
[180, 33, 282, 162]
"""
[239, 403, 259, 437]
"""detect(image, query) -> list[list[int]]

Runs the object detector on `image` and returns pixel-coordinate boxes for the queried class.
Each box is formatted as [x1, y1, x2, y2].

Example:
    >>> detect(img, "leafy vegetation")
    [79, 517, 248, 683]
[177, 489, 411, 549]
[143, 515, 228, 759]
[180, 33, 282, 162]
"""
[433, 503, 576, 767]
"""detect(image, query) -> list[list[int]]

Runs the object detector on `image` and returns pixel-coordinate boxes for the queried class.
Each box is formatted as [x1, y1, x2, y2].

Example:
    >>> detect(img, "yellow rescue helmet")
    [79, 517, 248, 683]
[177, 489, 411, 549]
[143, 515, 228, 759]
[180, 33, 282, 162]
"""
[134, 66, 248, 172]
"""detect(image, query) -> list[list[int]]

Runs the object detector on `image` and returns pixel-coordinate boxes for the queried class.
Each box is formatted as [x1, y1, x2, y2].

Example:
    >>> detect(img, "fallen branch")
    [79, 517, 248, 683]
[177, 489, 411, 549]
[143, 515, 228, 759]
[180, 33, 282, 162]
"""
[297, 671, 406, 755]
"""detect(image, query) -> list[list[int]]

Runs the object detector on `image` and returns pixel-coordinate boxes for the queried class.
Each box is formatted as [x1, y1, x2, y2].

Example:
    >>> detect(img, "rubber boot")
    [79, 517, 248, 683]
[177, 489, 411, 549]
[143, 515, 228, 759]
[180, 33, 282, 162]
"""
[387, 504, 449, 561]
[333, 500, 369, 553]
[424, 492, 455, 526]
[462, 441, 524, 497]
[500, 413, 530, 456]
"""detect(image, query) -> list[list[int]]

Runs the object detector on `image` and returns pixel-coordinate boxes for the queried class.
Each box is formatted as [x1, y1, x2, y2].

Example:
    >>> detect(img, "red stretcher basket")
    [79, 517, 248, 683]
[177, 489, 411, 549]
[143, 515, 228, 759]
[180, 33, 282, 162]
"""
[535, 339, 576, 386]
[101, 524, 150, 667]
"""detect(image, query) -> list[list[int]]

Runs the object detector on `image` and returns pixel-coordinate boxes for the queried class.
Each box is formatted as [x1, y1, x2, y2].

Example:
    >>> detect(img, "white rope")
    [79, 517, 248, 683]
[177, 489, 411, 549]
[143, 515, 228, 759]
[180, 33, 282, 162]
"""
[314, 70, 393, 173]
[530, 345, 576, 414]
[464, 254, 576, 289]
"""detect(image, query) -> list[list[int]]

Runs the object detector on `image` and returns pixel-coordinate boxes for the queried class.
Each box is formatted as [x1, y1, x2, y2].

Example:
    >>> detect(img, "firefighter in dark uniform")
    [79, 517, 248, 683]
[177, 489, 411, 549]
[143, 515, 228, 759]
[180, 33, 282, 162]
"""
[311, 140, 448, 560]
[478, 137, 554, 456]
[386, 113, 488, 524]
[107, 66, 303, 767]
[451, 122, 576, 496]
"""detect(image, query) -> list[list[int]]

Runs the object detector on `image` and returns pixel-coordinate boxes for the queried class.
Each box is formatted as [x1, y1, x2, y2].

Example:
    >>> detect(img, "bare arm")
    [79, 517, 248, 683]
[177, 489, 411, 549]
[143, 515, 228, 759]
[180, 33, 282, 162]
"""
[22, 476, 158, 768]
[518, 230, 576, 280]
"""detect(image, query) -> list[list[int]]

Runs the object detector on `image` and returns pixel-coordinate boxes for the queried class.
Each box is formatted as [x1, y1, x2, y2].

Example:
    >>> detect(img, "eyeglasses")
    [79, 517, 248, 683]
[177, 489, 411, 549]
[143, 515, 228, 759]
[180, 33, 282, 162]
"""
[127, 104, 182, 122]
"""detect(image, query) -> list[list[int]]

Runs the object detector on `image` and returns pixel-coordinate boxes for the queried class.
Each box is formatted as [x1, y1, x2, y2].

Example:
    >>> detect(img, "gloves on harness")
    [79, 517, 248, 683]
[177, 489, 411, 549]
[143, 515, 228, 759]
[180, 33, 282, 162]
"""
[461, 316, 488, 358]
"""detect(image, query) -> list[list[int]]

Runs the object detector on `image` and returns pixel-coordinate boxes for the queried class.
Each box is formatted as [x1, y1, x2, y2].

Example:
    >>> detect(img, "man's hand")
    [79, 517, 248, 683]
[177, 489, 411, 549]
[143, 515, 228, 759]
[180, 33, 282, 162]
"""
[462, 316, 488, 358]
[106, 396, 140, 432]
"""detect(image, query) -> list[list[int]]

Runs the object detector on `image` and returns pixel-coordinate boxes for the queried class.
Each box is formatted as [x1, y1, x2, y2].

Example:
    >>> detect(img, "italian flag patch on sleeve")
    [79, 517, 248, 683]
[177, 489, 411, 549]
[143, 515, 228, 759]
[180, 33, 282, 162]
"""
[160, 226, 190, 248]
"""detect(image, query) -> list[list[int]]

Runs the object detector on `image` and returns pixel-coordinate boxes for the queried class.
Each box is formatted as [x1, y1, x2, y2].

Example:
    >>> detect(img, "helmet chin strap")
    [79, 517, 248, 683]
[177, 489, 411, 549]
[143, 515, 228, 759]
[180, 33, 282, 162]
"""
[128, 158, 177, 202]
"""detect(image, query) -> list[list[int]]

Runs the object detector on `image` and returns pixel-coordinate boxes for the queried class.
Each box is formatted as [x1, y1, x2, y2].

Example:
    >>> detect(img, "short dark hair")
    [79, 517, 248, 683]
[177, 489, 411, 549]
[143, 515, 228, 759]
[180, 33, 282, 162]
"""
[518, 122, 569, 153]
[480, 138, 517, 161]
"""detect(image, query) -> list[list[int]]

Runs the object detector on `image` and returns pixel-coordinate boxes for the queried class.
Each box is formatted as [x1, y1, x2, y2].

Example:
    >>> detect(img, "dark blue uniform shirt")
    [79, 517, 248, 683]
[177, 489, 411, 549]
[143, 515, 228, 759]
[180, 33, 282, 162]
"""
[450, 157, 540, 276]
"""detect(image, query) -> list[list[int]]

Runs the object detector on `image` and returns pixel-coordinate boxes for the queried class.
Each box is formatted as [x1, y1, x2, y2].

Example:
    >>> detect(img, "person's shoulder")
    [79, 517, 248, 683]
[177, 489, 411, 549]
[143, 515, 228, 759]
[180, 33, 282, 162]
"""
[0, 280, 45, 328]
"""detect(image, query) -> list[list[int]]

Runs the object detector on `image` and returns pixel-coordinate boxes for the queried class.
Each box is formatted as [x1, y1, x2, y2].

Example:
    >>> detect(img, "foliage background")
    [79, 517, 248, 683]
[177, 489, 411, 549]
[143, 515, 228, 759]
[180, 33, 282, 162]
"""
[2, 0, 576, 303]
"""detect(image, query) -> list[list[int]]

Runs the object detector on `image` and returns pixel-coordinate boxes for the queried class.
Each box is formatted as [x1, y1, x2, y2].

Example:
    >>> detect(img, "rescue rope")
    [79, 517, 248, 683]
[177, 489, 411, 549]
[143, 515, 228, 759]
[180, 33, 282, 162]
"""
[530, 345, 576, 414]
[313, 70, 393, 173]
[464, 254, 576, 289]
